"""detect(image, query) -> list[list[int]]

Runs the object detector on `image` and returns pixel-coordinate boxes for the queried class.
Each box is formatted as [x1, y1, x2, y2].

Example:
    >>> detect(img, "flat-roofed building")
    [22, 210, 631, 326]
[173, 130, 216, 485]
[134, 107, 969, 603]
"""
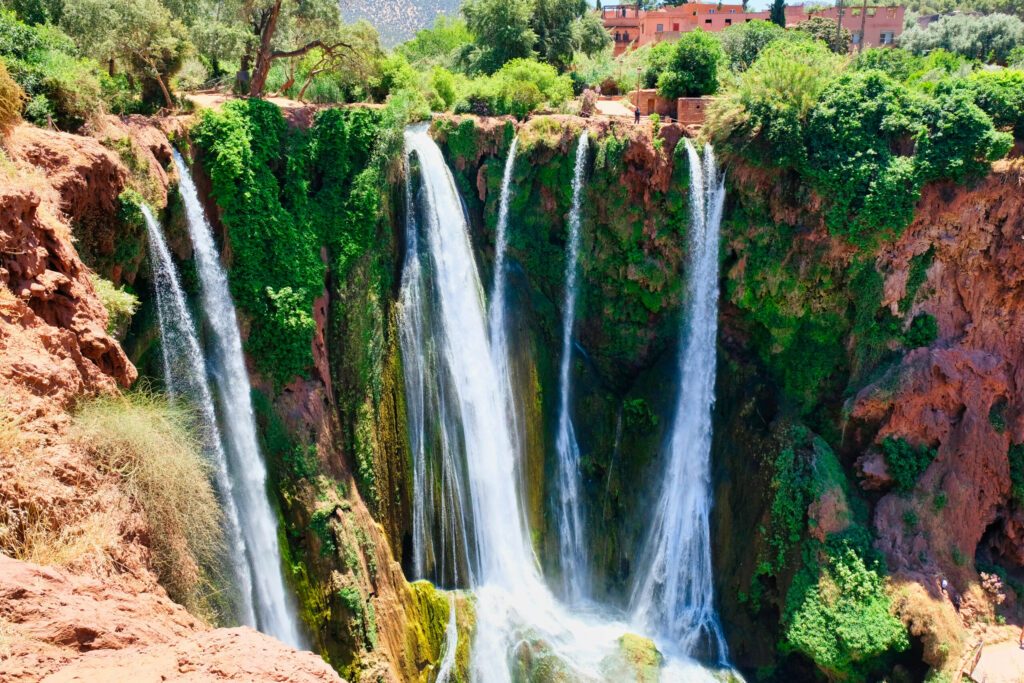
[603, 3, 905, 55]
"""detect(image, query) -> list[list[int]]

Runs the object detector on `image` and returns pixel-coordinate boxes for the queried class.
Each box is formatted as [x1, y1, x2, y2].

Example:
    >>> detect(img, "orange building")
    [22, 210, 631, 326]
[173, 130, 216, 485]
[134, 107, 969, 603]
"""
[603, 3, 905, 55]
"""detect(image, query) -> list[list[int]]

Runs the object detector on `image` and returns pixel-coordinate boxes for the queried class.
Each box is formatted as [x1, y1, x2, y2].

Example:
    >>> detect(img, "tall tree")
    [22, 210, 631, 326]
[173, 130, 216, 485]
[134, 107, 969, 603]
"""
[770, 0, 787, 28]
[60, 0, 189, 107]
[462, 0, 536, 74]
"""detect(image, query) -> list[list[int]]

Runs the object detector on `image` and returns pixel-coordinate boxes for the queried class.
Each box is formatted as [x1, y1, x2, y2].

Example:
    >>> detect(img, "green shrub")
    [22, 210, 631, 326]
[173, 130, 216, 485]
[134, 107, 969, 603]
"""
[708, 39, 843, 170]
[0, 10, 104, 129]
[1009, 444, 1024, 507]
[881, 436, 937, 492]
[73, 392, 227, 623]
[91, 274, 139, 336]
[783, 544, 909, 678]
[795, 15, 852, 54]
[900, 13, 1024, 64]
[310, 506, 337, 556]
[851, 48, 923, 82]
[191, 99, 324, 387]
[903, 313, 938, 348]
[968, 68, 1024, 138]
[719, 19, 787, 72]
[657, 28, 723, 99]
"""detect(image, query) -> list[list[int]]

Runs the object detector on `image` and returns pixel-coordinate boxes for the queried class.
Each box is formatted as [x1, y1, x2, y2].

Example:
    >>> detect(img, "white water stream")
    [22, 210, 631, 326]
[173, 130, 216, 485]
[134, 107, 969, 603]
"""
[630, 140, 729, 663]
[143, 204, 257, 629]
[172, 151, 304, 648]
[554, 131, 591, 604]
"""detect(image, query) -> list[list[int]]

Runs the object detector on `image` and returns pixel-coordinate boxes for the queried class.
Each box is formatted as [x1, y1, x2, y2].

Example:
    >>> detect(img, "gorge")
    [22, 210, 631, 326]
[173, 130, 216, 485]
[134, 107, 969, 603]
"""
[2, 82, 1024, 683]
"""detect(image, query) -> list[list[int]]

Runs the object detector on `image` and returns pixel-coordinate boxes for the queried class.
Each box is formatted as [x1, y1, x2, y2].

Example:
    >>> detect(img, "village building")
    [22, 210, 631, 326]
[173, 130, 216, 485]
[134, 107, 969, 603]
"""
[602, 3, 905, 55]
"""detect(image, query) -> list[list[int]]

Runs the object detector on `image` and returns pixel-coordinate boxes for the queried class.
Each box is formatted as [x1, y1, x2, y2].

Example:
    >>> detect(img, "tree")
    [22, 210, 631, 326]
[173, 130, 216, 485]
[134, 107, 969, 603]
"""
[462, 0, 536, 74]
[720, 18, 787, 71]
[770, 0, 787, 28]
[657, 28, 723, 98]
[60, 0, 189, 107]
[396, 16, 472, 71]
[245, 0, 355, 97]
[461, 0, 609, 74]
[796, 15, 853, 53]
[899, 13, 1024, 63]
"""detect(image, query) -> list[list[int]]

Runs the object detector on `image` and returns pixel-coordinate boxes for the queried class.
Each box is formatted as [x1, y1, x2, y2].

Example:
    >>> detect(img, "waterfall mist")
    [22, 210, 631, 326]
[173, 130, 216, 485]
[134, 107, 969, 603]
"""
[172, 150, 305, 648]
[630, 140, 729, 663]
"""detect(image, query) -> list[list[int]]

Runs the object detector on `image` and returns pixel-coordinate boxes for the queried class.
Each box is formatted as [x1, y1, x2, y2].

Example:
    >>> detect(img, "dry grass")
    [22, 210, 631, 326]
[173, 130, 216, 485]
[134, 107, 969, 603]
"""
[72, 391, 228, 623]
[0, 61, 23, 138]
[0, 399, 121, 571]
[891, 578, 968, 672]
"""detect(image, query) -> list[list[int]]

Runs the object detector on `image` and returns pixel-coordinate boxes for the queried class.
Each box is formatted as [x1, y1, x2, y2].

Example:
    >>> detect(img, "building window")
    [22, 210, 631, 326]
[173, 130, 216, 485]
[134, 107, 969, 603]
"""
[852, 32, 862, 44]
[614, 31, 620, 42]
[672, 23, 679, 30]
[881, 31, 894, 44]
[725, 18, 732, 24]
[705, 18, 712, 24]
[709, 8, 715, 13]
[656, 23, 664, 32]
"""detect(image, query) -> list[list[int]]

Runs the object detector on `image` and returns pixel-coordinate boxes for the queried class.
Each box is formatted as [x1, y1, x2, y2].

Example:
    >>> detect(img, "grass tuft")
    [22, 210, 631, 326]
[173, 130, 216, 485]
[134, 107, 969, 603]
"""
[72, 391, 228, 623]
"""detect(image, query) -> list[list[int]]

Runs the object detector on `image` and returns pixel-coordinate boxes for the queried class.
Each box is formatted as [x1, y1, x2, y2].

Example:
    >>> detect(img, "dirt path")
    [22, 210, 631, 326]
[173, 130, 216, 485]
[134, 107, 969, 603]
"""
[971, 641, 1024, 682]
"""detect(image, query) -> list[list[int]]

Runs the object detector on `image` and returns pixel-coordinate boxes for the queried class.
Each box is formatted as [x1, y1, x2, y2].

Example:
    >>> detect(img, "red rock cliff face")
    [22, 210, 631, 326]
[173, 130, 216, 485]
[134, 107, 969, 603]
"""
[0, 122, 342, 682]
[854, 159, 1024, 583]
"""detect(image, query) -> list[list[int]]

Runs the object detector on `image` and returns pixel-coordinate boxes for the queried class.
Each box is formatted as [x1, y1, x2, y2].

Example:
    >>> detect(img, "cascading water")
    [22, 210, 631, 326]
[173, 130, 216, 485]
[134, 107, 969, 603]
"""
[553, 131, 590, 603]
[435, 595, 459, 683]
[402, 125, 719, 683]
[630, 140, 729, 663]
[487, 136, 528, 529]
[401, 154, 477, 588]
[172, 150, 304, 649]
[142, 205, 256, 629]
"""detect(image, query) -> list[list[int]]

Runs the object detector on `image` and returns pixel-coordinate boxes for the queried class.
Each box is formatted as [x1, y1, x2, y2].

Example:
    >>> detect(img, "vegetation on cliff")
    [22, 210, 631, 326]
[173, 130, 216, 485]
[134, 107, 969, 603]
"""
[73, 391, 228, 624]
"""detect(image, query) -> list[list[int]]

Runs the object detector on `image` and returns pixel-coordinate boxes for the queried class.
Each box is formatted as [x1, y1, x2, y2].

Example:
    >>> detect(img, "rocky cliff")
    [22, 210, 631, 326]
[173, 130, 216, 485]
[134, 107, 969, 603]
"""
[0, 120, 342, 682]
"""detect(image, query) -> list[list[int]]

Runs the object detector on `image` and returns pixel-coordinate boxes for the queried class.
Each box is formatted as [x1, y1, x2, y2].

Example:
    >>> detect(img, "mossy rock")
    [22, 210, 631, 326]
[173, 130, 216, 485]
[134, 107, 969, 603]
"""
[409, 581, 475, 683]
[599, 633, 664, 683]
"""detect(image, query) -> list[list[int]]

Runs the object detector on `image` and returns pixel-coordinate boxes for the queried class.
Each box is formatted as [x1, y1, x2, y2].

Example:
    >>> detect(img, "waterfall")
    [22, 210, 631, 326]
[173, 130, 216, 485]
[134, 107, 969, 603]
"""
[435, 595, 459, 683]
[630, 140, 728, 662]
[403, 126, 532, 589]
[487, 136, 528, 530]
[142, 205, 257, 629]
[554, 131, 590, 603]
[401, 154, 477, 588]
[402, 125, 721, 683]
[172, 150, 304, 649]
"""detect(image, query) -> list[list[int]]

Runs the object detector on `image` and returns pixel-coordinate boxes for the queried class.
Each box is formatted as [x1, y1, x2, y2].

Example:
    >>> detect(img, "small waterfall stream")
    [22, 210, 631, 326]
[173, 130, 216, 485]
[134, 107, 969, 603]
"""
[142, 205, 256, 629]
[630, 140, 729, 662]
[487, 136, 528, 532]
[172, 151, 304, 648]
[554, 131, 590, 603]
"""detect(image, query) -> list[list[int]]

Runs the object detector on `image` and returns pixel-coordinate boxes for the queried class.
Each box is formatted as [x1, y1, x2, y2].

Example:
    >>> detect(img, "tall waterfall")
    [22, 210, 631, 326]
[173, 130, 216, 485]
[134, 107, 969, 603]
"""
[142, 205, 257, 629]
[172, 151, 304, 649]
[401, 125, 720, 683]
[554, 131, 590, 603]
[401, 152, 477, 588]
[630, 140, 728, 662]
[487, 136, 526, 527]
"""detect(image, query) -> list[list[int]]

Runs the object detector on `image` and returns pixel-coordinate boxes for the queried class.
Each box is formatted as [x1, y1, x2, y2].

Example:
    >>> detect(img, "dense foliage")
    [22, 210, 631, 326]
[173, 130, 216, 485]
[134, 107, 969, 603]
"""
[900, 13, 1024, 63]
[191, 100, 395, 388]
[656, 28, 723, 98]
[710, 41, 1013, 246]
